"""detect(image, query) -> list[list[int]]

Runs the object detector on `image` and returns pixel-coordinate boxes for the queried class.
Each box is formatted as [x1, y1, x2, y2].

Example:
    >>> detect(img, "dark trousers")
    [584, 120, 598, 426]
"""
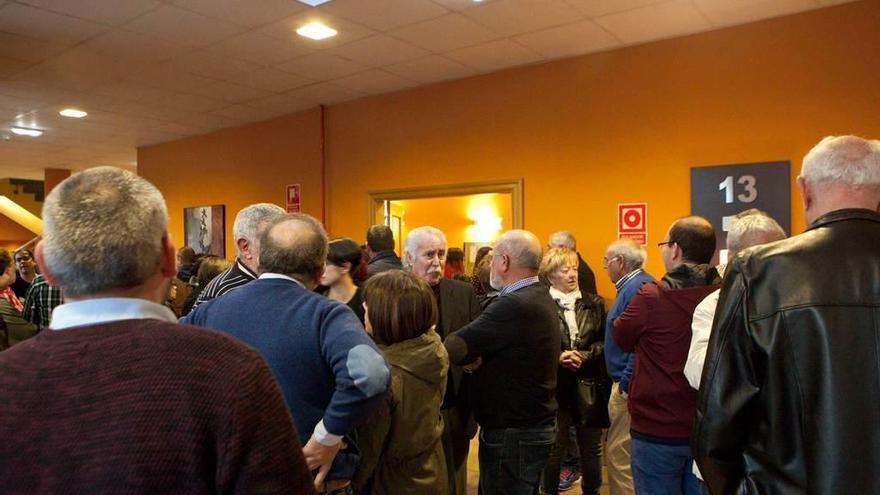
[478, 420, 555, 495]
[441, 406, 471, 495]
[630, 437, 700, 495]
[542, 407, 602, 495]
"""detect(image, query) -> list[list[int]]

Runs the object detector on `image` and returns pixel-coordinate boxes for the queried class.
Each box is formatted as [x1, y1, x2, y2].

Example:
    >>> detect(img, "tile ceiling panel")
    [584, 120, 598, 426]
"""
[461, 0, 586, 36]
[321, 0, 449, 31]
[327, 34, 430, 68]
[0, 0, 859, 177]
[0, 3, 108, 45]
[595, 0, 714, 44]
[276, 52, 369, 80]
[122, 5, 244, 48]
[390, 13, 502, 52]
[17, 0, 162, 26]
[172, 0, 307, 29]
[514, 19, 620, 59]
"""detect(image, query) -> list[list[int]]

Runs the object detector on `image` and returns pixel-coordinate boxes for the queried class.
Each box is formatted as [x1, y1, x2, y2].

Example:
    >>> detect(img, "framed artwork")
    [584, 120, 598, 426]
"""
[184, 205, 225, 257]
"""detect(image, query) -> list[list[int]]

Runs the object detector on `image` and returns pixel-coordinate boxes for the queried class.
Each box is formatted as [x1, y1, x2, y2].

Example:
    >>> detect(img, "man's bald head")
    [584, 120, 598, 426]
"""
[799, 135, 880, 224]
[258, 213, 328, 287]
[495, 230, 543, 271]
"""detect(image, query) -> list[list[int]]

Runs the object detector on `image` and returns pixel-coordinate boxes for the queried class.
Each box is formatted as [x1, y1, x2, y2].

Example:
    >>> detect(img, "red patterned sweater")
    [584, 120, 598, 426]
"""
[0, 319, 315, 494]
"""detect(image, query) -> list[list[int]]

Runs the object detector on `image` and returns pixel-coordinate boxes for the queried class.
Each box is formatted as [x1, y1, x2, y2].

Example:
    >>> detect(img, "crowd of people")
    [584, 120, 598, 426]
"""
[0, 134, 878, 495]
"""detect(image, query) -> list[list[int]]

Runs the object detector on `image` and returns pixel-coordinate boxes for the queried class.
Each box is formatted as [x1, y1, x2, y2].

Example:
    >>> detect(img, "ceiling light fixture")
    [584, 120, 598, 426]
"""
[10, 127, 43, 137]
[60, 108, 88, 118]
[296, 0, 334, 5]
[296, 22, 338, 40]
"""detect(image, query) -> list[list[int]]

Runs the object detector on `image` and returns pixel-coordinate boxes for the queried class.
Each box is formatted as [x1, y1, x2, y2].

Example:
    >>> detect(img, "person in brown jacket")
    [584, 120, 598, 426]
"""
[353, 270, 450, 495]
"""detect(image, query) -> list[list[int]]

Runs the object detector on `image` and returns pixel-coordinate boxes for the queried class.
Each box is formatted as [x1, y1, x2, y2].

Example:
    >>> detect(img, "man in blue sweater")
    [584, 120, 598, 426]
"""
[602, 238, 654, 495]
[184, 213, 390, 494]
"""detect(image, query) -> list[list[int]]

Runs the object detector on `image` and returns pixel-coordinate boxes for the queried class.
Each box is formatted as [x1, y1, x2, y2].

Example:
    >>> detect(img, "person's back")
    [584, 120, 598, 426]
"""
[697, 209, 880, 493]
[0, 319, 307, 493]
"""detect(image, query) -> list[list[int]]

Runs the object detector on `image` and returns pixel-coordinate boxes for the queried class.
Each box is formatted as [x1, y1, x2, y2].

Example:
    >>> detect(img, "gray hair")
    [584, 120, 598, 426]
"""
[605, 239, 647, 271]
[258, 213, 328, 281]
[548, 230, 576, 250]
[801, 135, 880, 187]
[496, 229, 542, 270]
[41, 167, 168, 297]
[403, 226, 447, 269]
[232, 203, 285, 255]
[727, 211, 786, 256]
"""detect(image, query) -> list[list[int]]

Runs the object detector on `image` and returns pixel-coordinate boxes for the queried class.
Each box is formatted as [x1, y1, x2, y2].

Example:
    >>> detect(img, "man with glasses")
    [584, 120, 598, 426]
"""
[11, 249, 37, 299]
[613, 217, 721, 495]
[602, 239, 655, 495]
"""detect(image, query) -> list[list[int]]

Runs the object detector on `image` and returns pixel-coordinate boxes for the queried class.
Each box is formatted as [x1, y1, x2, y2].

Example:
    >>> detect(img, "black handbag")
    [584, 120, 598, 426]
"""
[573, 378, 611, 428]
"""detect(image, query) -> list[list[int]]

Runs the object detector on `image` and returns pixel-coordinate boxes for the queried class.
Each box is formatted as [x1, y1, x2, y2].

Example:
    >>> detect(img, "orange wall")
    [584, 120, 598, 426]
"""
[396, 193, 513, 252]
[139, 1, 880, 300]
[139, 109, 324, 259]
[0, 214, 34, 250]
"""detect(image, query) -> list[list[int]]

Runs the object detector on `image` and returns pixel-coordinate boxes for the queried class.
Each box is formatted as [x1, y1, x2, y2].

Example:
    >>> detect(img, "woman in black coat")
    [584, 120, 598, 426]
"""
[539, 248, 609, 495]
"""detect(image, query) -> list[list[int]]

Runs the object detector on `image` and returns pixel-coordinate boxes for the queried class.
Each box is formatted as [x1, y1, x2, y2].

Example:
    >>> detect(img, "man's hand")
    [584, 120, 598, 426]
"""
[303, 436, 343, 490]
[462, 356, 483, 373]
[560, 351, 583, 372]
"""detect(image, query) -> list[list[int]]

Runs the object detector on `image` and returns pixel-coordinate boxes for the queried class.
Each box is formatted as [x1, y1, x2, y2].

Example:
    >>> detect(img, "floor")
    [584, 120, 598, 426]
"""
[465, 437, 611, 494]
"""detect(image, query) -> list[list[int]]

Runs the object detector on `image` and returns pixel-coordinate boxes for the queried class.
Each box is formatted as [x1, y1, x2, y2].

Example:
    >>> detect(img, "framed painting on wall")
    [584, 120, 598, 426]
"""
[184, 204, 225, 257]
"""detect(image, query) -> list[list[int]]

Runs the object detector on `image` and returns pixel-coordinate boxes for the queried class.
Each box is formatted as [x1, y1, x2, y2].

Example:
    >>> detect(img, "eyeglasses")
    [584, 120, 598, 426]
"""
[657, 240, 675, 248]
[15, 256, 32, 262]
[602, 255, 620, 267]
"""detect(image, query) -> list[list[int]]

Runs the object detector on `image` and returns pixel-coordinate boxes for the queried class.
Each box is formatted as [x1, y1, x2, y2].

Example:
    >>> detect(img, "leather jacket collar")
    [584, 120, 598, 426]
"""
[809, 208, 880, 230]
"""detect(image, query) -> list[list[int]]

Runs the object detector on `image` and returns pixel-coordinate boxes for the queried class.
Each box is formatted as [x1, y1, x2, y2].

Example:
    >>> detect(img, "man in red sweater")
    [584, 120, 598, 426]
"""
[0, 167, 315, 494]
[613, 216, 721, 495]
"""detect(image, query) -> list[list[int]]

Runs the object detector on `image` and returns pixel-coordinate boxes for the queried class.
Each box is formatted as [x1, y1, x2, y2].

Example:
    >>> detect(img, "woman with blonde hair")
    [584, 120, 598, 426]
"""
[539, 248, 609, 495]
[352, 270, 449, 495]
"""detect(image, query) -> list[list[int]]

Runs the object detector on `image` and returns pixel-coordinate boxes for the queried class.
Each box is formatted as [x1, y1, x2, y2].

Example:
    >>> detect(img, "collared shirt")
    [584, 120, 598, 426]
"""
[22, 274, 64, 330]
[191, 259, 257, 310]
[499, 275, 540, 296]
[258, 273, 306, 289]
[51, 297, 177, 330]
[615, 268, 644, 292]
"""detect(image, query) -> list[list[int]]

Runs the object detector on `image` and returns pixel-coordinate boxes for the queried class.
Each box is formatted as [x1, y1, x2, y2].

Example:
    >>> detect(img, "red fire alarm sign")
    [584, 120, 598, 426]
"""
[618, 203, 647, 245]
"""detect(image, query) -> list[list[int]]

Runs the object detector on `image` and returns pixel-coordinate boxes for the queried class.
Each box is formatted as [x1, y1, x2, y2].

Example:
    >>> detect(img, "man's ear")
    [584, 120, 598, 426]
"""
[237, 238, 251, 259]
[34, 241, 60, 288]
[159, 235, 176, 278]
[797, 176, 811, 214]
[672, 242, 684, 263]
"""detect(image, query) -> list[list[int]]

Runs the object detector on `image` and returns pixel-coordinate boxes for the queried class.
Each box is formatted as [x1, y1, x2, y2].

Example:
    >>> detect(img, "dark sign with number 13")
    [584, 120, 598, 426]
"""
[690, 161, 791, 257]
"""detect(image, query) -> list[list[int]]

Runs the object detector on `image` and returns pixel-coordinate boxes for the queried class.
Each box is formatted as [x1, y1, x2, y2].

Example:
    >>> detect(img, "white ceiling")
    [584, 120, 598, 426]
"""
[0, 0, 854, 179]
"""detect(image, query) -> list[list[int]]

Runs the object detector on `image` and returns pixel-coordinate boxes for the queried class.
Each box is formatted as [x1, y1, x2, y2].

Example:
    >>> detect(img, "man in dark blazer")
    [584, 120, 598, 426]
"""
[403, 226, 480, 495]
[365, 225, 402, 278]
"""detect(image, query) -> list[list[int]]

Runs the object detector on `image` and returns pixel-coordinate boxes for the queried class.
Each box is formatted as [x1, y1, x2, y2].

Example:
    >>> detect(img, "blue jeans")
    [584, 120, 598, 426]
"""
[478, 421, 556, 495]
[631, 437, 700, 495]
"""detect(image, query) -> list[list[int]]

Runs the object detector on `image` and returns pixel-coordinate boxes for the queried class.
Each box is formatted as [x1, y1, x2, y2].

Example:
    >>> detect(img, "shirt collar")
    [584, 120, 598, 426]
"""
[258, 273, 306, 289]
[51, 297, 177, 330]
[237, 258, 258, 278]
[500, 275, 540, 296]
[615, 268, 644, 292]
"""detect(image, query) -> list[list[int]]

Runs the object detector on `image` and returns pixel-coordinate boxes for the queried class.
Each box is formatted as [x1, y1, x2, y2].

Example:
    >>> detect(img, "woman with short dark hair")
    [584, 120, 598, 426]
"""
[352, 270, 449, 494]
[320, 238, 366, 324]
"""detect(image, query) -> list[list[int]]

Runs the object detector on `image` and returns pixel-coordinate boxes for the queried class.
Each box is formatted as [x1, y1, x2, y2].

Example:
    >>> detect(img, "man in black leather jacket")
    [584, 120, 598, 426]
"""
[693, 135, 880, 494]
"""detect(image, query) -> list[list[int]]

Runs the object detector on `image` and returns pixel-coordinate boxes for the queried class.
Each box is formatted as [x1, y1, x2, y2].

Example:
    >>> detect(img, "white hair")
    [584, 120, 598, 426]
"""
[727, 212, 786, 256]
[548, 230, 577, 250]
[496, 229, 542, 270]
[403, 226, 447, 269]
[41, 167, 168, 297]
[605, 239, 647, 271]
[232, 203, 285, 255]
[801, 135, 880, 187]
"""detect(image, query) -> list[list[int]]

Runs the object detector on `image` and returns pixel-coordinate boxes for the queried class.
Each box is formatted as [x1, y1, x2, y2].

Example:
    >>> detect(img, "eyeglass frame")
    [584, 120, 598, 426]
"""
[657, 240, 676, 248]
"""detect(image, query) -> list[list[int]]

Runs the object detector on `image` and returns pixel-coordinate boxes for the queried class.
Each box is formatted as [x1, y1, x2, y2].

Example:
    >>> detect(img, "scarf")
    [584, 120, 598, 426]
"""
[0, 287, 23, 313]
[549, 287, 581, 347]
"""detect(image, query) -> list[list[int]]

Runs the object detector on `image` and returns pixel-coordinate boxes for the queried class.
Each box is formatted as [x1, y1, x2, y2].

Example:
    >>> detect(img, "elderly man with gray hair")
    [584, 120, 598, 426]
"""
[184, 213, 390, 494]
[694, 135, 880, 494]
[445, 230, 560, 495]
[0, 167, 314, 493]
[601, 238, 655, 495]
[402, 226, 480, 495]
[191, 202, 285, 309]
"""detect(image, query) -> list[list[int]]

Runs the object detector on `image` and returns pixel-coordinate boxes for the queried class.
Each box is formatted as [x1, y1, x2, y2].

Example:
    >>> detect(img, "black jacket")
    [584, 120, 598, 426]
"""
[694, 209, 880, 495]
[366, 251, 402, 278]
[551, 291, 609, 426]
[577, 254, 598, 295]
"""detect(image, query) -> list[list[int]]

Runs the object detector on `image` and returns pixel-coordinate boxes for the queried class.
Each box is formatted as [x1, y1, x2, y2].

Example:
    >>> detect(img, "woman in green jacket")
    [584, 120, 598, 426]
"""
[353, 270, 449, 495]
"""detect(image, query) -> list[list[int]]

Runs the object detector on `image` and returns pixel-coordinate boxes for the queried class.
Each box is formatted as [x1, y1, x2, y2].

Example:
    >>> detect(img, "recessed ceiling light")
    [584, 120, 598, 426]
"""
[59, 108, 88, 118]
[10, 127, 43, 137]
[296, 0, 333, 6]
[296, 22, 337, 40]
